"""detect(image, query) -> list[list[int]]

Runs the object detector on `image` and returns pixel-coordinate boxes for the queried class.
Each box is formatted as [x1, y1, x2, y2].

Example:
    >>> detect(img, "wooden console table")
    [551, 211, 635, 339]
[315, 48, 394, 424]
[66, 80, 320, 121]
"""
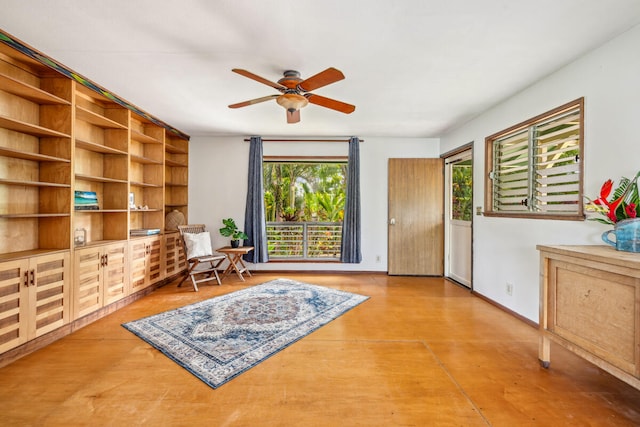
[216, 246, 254, 282]
[537, 244, 640, 390]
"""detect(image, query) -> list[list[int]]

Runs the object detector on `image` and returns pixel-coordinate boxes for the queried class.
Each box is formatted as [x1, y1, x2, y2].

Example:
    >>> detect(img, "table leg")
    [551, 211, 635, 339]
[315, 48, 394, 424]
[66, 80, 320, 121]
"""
[230, 254, 245, 281]
[221, 254, 247, 281]
[539, 334, 551, 368]
[221, 254, 235, 280]
[236, 256, 251, 277]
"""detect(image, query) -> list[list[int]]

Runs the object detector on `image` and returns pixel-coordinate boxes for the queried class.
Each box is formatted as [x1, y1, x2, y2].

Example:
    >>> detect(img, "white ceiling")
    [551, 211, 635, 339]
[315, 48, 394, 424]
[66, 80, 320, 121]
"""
[2, 0, 640, 138]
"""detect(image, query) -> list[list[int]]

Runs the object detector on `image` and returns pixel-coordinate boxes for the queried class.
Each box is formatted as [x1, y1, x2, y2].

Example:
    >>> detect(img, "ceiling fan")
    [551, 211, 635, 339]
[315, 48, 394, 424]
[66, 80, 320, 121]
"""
[228, 68, 355, 123]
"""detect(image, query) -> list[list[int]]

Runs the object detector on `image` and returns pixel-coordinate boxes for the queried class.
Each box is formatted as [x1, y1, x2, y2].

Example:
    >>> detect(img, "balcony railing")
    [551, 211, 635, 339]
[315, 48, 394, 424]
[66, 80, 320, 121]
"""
[266, 221, 342, 260]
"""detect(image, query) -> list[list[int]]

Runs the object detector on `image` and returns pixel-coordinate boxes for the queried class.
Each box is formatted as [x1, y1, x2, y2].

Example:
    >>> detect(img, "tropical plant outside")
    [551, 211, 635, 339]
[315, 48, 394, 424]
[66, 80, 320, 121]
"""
[263, 162, 347, 222]
[263, 161, 347, 258]
[451, 161, 473, 221]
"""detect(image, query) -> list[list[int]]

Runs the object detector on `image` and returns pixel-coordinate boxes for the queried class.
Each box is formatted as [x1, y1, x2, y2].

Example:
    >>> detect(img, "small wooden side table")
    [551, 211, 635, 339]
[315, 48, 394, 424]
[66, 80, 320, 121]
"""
[216, 246, 254, 281]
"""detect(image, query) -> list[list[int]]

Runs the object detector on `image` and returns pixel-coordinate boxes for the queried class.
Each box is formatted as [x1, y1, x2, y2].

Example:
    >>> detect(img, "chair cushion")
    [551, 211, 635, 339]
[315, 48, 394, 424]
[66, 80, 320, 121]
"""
[183, 231, 213, 259]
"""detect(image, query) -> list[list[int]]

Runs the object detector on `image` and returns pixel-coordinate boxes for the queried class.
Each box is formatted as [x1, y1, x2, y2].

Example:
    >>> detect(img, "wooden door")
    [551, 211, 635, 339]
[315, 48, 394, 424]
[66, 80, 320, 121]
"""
[74, 246, 104, 318]
[0, 253, 70, 352]
[103, 242, 128, 305]
[129, 238, 149, 293]
[388, 158, 444, 275]
[148, 236, 163, 284]
[0, 259, 29, 353]
[30, 252, 70, 337]
[164, 232, 187, 278]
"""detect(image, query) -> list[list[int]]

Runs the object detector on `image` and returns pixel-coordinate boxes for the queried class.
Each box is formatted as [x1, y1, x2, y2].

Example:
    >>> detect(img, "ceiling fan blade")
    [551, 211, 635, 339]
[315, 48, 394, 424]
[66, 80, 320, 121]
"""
[305, 93, 355, 114]
[297, 67, 345, 92]
[287, 109, 301, 124]
[228, 94, 278, 109]
[232, 69, 286, 91]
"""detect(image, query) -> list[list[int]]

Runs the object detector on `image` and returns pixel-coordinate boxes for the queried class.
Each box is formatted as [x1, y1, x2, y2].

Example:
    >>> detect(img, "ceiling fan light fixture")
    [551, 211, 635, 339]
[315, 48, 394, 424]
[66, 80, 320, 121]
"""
[230, 68, 355, 122]
[276, 93, 308, 112]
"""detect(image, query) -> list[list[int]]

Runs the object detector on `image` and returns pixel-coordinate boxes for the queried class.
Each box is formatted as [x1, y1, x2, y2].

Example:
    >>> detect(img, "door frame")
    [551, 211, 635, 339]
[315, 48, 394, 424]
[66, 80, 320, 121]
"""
[442, 143, 474, 289]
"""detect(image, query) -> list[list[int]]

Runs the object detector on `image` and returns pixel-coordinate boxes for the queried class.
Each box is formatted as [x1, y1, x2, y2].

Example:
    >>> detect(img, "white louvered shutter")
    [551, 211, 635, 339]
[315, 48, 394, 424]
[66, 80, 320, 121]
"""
[489, 101, 582, 217]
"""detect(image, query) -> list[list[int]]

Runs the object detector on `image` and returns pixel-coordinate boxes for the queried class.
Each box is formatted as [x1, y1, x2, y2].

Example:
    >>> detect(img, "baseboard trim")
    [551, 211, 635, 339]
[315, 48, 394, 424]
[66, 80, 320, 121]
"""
[471, 290, 538, 329]
[249, 269, 388, 275]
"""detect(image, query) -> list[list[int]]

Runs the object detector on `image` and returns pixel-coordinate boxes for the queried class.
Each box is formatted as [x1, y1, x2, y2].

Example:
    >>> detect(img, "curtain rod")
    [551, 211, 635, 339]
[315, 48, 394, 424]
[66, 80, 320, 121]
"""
[243, 138, 364, 143]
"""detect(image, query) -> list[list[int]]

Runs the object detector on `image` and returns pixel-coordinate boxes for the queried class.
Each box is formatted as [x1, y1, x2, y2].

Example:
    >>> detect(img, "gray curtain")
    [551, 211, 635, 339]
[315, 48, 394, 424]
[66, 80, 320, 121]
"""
[243, 136, 269, 263]
[340, 136, 362, 263]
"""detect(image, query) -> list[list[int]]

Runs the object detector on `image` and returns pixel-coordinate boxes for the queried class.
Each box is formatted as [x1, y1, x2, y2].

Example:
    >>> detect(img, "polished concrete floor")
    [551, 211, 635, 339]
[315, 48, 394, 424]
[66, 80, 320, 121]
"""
[1, 272, 640, 426]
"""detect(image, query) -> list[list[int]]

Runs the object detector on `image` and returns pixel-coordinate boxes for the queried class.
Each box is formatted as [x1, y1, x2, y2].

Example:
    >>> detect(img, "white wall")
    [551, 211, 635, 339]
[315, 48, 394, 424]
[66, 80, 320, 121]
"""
[189, 136, 439, 272]
[440, 24, 640, 321]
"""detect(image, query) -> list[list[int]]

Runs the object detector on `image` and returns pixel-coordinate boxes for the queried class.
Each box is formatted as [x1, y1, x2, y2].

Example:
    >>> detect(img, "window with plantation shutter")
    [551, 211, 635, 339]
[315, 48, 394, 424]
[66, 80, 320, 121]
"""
[485, 98, 584, 220]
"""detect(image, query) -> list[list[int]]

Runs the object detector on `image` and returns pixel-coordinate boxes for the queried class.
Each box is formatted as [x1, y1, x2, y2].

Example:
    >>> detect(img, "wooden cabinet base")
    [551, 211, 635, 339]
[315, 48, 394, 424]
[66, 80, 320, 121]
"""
[0, 273, 181, 368]
[538, 245, 640, 390]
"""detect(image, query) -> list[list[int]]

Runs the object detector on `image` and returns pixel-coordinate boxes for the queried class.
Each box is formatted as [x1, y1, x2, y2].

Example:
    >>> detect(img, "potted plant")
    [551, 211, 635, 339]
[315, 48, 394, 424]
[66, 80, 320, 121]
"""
[586, 170, 640, 252]
[586, 170, 639, 225]
[219, 218, 248, 248]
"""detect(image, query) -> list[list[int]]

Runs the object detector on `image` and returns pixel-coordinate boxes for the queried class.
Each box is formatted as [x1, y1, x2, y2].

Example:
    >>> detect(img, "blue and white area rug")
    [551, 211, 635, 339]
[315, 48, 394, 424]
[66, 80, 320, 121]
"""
[122, 278, 369, 389]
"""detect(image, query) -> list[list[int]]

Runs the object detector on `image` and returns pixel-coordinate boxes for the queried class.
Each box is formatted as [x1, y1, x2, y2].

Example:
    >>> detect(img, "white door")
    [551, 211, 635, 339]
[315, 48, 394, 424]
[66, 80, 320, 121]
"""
[444, 149, 472, 287]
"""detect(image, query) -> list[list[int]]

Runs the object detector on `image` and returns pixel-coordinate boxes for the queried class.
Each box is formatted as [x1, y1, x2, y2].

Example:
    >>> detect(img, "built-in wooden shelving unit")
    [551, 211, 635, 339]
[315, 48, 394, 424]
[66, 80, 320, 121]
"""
[0, 29, 190, 363]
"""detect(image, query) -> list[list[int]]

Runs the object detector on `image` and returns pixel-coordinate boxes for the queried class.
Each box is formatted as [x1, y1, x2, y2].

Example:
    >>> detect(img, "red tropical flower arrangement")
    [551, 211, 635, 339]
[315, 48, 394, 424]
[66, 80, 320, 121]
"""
[586, 171, 640, 225]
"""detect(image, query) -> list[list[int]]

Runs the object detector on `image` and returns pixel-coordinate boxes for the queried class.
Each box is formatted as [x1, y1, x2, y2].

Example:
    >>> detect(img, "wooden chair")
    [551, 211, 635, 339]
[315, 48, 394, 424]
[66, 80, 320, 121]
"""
[177, 224, 226, 291]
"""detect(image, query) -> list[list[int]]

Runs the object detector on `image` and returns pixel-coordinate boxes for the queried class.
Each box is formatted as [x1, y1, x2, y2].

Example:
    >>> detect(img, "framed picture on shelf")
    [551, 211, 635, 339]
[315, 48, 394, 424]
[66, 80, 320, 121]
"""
[129, 192, 136, 210]
[74, 190, 99, 211]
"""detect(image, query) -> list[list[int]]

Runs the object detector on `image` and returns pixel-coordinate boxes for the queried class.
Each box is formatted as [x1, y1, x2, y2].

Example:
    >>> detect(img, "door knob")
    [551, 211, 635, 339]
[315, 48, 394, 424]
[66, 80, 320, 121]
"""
[389, 218, 396, 225]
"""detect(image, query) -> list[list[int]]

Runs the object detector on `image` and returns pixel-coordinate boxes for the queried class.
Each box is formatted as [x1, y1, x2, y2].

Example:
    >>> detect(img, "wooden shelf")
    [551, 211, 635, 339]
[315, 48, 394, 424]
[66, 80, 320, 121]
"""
[0, 213, 70, 218]
[0, 114, 71, 138]
[75, 138, 127, 155]
[76, 106, 127, 129]
[130, 208, 163, 212]
[165, 143, 188, 154]
[130, 154, 162, 165]
[74, 209, 128, 213]
[0, 178, 70, 187]
[0, 248, 70, 262]
[74, 239, 123, 248]
[0, 146, 70, 162]
[165, 136, 188, 230]
[131, 129, 162, 144]
[130, 181, 162, 188]
[0, 74, 70, 105]
[75, 173, 128, 184]
[165, 158, 187, 167]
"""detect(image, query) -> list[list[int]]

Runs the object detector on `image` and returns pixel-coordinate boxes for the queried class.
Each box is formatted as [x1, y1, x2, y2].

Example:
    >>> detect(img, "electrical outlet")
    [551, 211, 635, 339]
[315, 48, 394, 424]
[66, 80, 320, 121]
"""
[506, 282, 513, 296]
[375, 255, 381, 263]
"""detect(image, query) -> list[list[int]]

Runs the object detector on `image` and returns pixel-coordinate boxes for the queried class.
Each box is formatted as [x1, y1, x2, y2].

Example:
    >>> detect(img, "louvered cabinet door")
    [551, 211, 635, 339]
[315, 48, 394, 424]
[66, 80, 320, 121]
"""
[30, 252, 70, 337]
[74, 246, 104, 319]
[0, 259, 29, 353]
[129, 238, 149, 293]
[0, 252, 70, 352]
[164, 232, 187, 277]
[148, 236, 163, 285]
[102, 242, 128, 305]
